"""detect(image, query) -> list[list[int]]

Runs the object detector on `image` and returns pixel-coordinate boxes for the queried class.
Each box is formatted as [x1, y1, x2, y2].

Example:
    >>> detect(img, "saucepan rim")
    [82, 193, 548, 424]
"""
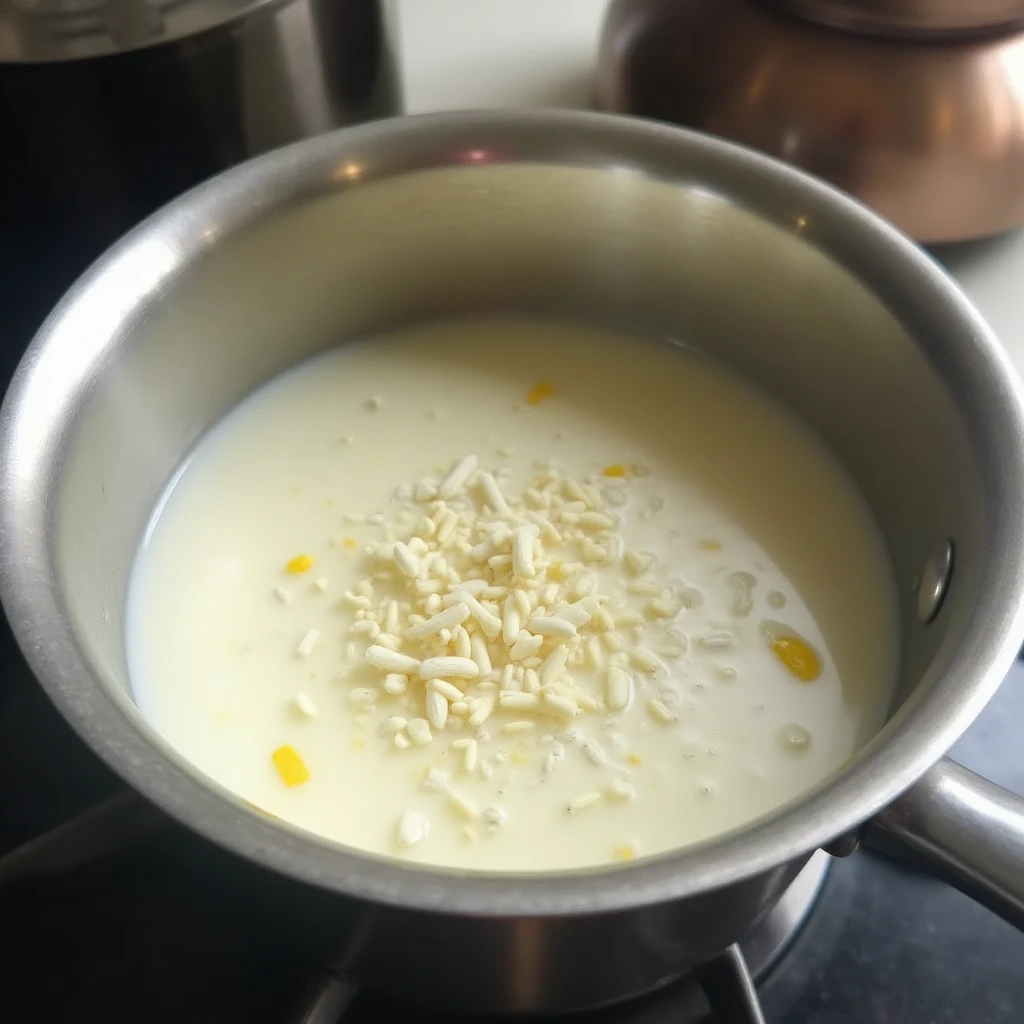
[3, 109, 1024, 917]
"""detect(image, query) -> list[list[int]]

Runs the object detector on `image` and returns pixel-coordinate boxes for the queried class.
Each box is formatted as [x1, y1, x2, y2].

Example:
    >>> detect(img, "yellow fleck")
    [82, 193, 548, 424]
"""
[326, 499, 335, 507]
[512, 746, 529, 765]
[526, 380, 554, 405]
[771, 634, 822, 683]
[343, 537, 357, 550]
[285, 553, 314, 574]
[628, 753, 643, 766]
[614, 844, 636, 861]
[699, 539, 722, 551]
[352, 737, 366, 751]
[271, 745, 310, 787]
[602, 464, 628, 478]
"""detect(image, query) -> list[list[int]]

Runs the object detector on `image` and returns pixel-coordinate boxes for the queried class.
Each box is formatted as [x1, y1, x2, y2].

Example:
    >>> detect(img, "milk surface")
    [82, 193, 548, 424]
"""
[127, 318, 898, 870]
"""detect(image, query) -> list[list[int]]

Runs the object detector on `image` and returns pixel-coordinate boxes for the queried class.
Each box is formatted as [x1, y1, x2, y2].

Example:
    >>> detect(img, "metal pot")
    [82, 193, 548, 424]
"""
[0, 0, 400, 345]
[595, 0, 1024, 244]
[2, 111, 1024, 1014]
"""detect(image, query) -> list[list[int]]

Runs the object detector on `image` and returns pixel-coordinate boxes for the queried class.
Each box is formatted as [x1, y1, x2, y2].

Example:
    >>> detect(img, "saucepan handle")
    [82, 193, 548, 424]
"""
[865, 757, 1024, 931]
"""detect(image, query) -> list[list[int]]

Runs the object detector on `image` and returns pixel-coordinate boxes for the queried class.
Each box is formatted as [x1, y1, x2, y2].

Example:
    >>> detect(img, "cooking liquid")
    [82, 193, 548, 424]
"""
[127, 318, 898, 870]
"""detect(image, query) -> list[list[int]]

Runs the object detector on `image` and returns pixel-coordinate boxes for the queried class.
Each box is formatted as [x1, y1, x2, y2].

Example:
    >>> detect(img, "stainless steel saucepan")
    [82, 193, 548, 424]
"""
[2, 111, 1024, 1015]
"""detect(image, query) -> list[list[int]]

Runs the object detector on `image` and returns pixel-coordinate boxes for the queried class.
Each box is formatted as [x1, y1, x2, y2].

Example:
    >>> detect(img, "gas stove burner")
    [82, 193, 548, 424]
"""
[288, 854, 831, 1024]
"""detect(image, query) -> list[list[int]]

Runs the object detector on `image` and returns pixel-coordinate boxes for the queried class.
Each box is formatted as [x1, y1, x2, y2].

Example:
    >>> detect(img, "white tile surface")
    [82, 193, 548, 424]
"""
[397, 0, 609, 113]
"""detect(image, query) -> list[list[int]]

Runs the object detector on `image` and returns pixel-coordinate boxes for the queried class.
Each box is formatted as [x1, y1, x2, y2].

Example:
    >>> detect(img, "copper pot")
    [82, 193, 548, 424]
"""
[596, 0, 1024, 242]
[768, 0, 1024, 38]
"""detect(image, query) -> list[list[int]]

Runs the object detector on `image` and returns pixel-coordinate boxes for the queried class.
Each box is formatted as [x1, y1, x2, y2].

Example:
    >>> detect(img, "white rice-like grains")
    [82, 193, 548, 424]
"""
[295, 628, 320, 657]
[438, 455, 478, 500]
[606, 667, 632, 711]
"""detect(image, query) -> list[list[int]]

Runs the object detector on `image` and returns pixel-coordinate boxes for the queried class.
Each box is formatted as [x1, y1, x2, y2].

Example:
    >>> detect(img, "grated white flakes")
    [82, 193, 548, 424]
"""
[295, 628, 320, 658]
[295, 449, 719, 828]
[539, 645, 569, 687]
[406, 718, 433, 746]
[438, 455, 478, 500]
[418, 656, 480, 681]
[566, 792, 602, 815]
[503, 720, 535, 734]
[587, 636, 608, 668]
[542, 745, 564, 776]
[482, 806, 508, 833]
[629, 646, 661, 675]
[470, 632, 492, 676]
[383, 673, 408, 696]
[527, 616, 577, 640]
[605, 667, 632, 712]
[698, 631, 738, 651]
[501, 594, 522, 645]
[509, 631, 544, 661]
[454, 625, 472, 660]
[425, 689, 449, 730]
[467, 695, 496, 728]
[451, 590, 503, 638]
[647, 698, 676, 724]
[392, 541, 420, 578]
[292, 692, 318, 718]
[405, 603, 470, 641]
[499, 691, 540, 711]
[623, 549, 653, 576]
[429, 678, 465, 702]
[452, 737, 479, 773]
[447, 790, 480, 821]
[396, 811, 431, 847]
[579, 511, 615, 530]
[558, 602, 592, 628]
[422, 767, 450, 793]
[273, 585, 293, 605]
[477, 471, 511, 516]
[365, 646, 420, 674]
[543, 693, 579, 719]
[511, 526, 536, 577]
[607, 778, 636, 802]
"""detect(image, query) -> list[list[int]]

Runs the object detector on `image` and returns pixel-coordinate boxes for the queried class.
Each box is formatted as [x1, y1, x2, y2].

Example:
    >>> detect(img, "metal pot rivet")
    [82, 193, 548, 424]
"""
[917, 540, 954, 624]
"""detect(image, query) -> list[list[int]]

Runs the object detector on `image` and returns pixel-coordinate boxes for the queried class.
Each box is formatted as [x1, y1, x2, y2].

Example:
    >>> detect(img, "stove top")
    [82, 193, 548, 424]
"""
[2, 195, 1023, 1024]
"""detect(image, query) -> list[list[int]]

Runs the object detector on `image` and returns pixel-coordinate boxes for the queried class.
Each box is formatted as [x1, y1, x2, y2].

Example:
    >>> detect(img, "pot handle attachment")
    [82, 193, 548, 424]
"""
[865, 757, 1024, 930]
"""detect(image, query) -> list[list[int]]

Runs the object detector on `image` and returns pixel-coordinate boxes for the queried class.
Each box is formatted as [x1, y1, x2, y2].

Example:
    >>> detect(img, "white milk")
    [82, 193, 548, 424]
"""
[127, 317, 898, 871]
